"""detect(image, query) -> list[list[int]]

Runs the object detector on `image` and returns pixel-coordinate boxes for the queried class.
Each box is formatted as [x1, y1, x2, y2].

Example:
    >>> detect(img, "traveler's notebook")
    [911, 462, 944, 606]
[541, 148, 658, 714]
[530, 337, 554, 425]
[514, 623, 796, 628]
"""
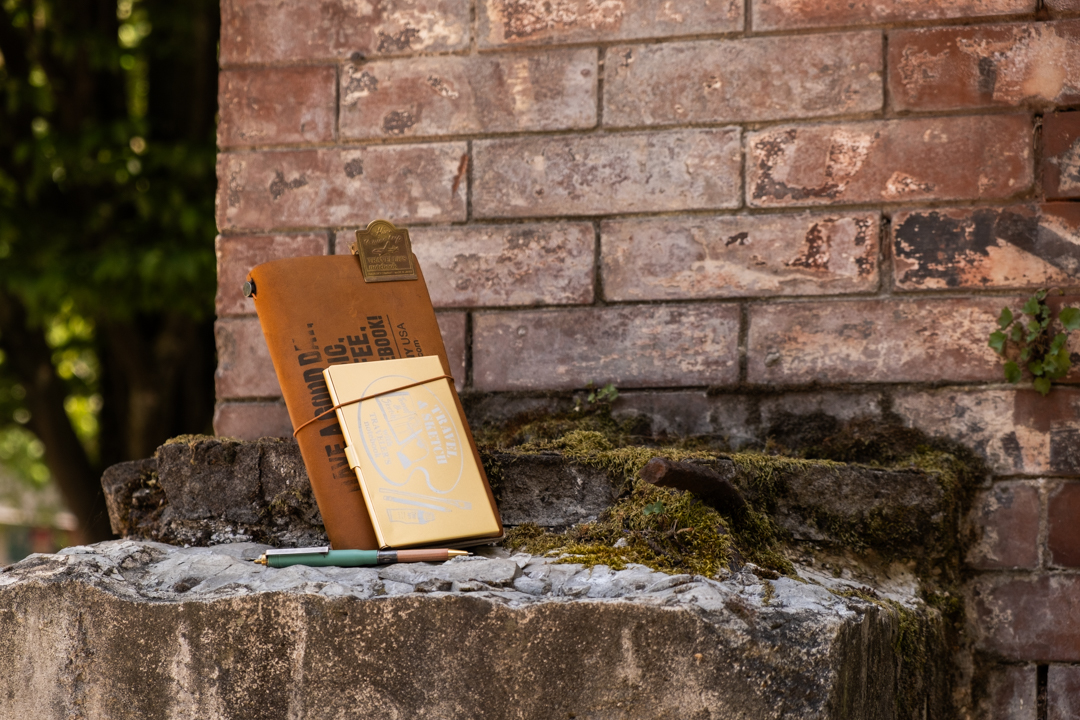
[247, 220, 501, 549]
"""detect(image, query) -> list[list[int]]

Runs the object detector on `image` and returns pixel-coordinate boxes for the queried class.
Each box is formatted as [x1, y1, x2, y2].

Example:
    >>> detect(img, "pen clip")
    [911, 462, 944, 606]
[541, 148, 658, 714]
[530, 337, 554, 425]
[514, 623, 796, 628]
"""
[265, 546, 331, 557]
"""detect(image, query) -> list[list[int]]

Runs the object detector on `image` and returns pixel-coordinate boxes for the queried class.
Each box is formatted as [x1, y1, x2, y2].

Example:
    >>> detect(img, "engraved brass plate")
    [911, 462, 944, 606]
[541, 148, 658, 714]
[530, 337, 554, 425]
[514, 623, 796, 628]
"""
[353, 219, 418, 283]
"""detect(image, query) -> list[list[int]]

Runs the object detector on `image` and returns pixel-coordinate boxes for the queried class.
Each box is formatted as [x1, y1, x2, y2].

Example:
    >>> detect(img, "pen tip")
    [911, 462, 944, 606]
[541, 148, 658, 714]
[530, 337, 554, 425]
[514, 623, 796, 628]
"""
[447, 550, 470, 558]
[254, 555, 267, 565]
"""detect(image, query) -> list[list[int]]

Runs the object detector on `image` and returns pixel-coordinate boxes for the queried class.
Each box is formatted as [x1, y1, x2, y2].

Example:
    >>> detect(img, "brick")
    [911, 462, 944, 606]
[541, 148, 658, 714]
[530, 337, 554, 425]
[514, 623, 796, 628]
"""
[435, 311, 467, 390]
[407, 223, 594, 307]
[892, 205, 1080, 291]
[473, 129, 741, 219]
[603, 33, 882, 128]
[602, 212, 878, 302]
[747, 116, 1033, 208]
[215, 317, 280, 399]
[971, 574, 1080, 661]
[753, 0, 1033, 31]
[1044, 111, 1080, 200]
[217, 68, 337, 149]
[220, 0, 470, 65]
[747, 298, 1006, 385]
[1049, 482, 1080, 567]
[974, 665, 1037, 720]
[340, 50, 596, 140]
[889, 21, 1080, 113]
[473, 304, 740, 392]
[213, 401, 293, 440]
[966, 482, 1041, 570]
[1049, 665, 1080, 720]
[217, 144, 467, 231]
[216, 234, 328, 317]
[477, 0, 742, 48]
[1047, 0, 1080, 10]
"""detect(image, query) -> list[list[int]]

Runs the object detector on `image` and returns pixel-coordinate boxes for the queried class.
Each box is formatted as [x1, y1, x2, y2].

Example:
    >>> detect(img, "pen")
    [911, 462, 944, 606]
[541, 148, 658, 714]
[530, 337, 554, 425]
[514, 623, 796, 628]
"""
[253, 546, 470, 568]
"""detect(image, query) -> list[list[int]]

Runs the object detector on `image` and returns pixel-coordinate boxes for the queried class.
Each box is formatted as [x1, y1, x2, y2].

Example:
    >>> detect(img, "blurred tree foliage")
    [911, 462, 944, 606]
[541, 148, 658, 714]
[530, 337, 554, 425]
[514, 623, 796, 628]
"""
[0, 0, 219, 541]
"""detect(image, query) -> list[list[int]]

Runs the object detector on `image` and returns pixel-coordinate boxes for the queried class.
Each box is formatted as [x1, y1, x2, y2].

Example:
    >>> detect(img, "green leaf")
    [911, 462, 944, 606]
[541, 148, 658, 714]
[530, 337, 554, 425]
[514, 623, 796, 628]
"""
[988, 331, 1008, 354]
[643, 501, 665, 516]
[1004, 361, 1022, 384]
[1060, 307, 1080, 331]
[1034, 377, 1052, 396]
[1029, 360, 1045, 377]
[1011, 325, 1024, 342]
[998, 307, 1014, 328]
[1023, 296, 1041, 316]
[1036, 289, 1049, 301]
[1020, 347, 1031, 362]
[1051, 333, 1068, 354]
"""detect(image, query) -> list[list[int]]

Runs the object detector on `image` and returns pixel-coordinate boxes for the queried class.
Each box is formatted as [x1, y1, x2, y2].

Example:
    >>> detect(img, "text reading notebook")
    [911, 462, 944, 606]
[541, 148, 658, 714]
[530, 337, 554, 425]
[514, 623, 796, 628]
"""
[247, 220, 488, 549]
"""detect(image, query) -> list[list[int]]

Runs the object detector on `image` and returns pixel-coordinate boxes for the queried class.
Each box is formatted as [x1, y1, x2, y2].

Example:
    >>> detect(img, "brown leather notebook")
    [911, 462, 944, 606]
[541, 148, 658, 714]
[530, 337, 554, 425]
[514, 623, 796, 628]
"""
[246, 223, 498, 549]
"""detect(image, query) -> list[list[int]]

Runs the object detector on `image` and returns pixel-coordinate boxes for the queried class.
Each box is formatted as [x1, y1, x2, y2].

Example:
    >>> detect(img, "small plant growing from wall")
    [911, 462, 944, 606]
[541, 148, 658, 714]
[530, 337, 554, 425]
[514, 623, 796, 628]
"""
[989, 289, 1080, 396]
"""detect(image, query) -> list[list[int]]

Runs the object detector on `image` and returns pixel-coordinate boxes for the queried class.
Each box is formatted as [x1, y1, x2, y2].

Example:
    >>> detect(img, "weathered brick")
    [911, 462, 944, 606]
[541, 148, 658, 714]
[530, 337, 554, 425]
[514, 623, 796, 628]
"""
[974, 665, 1037, 720]
[217, 144, 467, 231]
[1048, 482, 1080, 567]
[217, 68, 337, 149]
[215, 317, 280, 399]
[747, 298, 1006, 384]
[213, 401, 293, 440]
[473, 129, 741, 219]
[971, 574, 1080, 661]
[603, 33, 882, 127]
[435, 311, 467, 389]
[407, 223, 594, 307]
[602, 212, 878, 301]
[966, 482, 1041, 570]
[892, 205, 1080, 291]
[216, 233, 328, 317]
[747, 116, 1033, 208]
[889, 21, 1080, 112]
[1044, 111, 1080, 200]
[473, 304, 740, 391]
[753, 0, 1033, 31]
[340, 50, 596, 140]
[220, 0, 470, 65]
[477, 0, 742, 48]
[1049, 665, 1080, 720]
[1047, 0, 1080, 10]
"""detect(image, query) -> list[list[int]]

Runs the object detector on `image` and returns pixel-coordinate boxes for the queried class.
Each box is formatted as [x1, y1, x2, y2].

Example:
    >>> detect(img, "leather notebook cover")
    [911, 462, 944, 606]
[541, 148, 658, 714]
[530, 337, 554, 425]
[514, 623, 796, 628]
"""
[247, 239, 488, 549]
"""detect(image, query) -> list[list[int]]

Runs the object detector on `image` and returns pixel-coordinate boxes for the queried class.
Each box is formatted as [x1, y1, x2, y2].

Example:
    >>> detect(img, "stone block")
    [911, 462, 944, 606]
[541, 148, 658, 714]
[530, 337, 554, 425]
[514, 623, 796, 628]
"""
[213, 401, 293, 440]
[1048, 481, 1080, 567]
[1049, 665, 1080, 720]
[215, 233, 328, 317]
[973, 664, 1038, 720]
[477, 0, 743, 48]
[488, 452, 619, 527]
[1044, 111, 1080, 200]
[220, 0, 470, 65]
[408, 223, 595, 307]
[215, 317, 280, 399]
[603, 32, 882, 127]
[1047, 0, 1080, 10]
[473, 129, 741, 218]
[217, 67, 337, 148]
[435, 311, 467, 389]
[340, 50, 596, 139]
[892, 205, 1080, 291]
[966, 482, 1041, 570]
[752, 0, 1032, 30]
[473, 304, 740, 391]
[747, 298, 1005, 385]
[746, 116, 1033, 208]
[889, 21, 1080, 112]
[601, 212, 878, 301]
[971, 574, 1080, 661]
[217, 144, 467, 231]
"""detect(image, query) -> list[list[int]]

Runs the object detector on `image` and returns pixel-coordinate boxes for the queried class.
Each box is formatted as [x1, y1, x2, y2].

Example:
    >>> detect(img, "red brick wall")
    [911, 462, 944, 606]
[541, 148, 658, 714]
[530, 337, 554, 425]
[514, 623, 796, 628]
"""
[214, 2, 1080, 714]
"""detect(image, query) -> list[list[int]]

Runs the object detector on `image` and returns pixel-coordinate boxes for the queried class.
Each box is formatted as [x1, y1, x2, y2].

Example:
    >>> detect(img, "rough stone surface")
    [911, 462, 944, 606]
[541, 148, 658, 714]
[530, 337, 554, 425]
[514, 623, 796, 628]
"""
[889, 21, 1080, 112]
[473, 304, 741, 391]
[747, 297, 1006, 385]
[487, 452, 618, 528]
[473, 129, 742, 218]
[219, 0, 470, 64]
[891, 205, 1080, 291]
[746, 116, 1033, 208]
[339, 50, 597, 139]
[0, 540, 947, 720]
[603, 33, 882, 127]
[752, 0, 1032, 30]
[215, 317, 280, 399]
[213, 401, 293, 440]
[215, 233, 328, 317]
[966, 482, 1041, 570]
[1048, 481, 1080, 568]
[1049, 665, 1080, 720]
[1044, 110, 1080, 200]
[217, 67, 337, 148]
[973, 664, 1037, 720]
[601, 212, 879, 301]
[217, 145, 468, 231]
[970, 574, 1080, 661]
[477, 0, 743, 47]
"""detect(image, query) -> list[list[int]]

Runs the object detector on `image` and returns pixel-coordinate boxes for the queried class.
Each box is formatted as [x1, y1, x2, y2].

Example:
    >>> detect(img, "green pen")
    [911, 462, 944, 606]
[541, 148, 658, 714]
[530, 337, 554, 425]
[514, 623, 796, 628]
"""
[254, 546, 469, 568]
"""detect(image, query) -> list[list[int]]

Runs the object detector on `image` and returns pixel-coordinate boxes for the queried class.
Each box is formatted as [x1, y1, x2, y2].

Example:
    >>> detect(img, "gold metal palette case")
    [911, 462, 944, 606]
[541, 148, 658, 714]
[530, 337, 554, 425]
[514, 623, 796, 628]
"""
[323, 356, 502, 549]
